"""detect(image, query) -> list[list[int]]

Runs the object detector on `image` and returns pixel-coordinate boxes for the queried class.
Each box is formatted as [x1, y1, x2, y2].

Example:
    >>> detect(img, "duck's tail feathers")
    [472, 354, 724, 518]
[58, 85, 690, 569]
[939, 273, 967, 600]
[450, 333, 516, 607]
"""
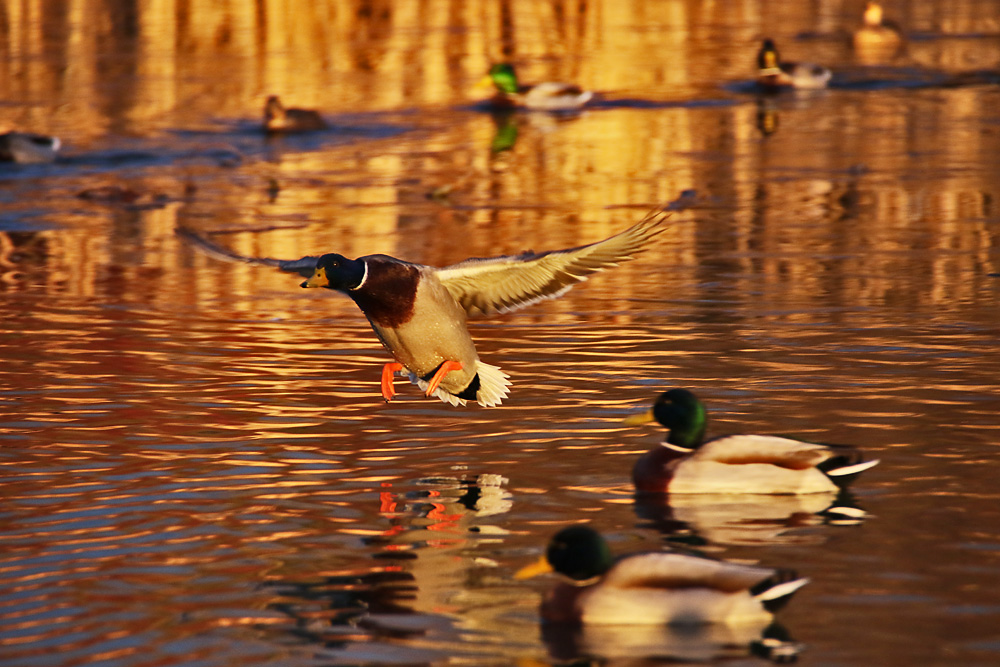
[820, 451, 880, 487]
[473, 362, 511, 407]
[407, 372, 468, 407]
[825, 458, 880, 477]
[407, 362, 509, 408]
[751, 570, 810, 613]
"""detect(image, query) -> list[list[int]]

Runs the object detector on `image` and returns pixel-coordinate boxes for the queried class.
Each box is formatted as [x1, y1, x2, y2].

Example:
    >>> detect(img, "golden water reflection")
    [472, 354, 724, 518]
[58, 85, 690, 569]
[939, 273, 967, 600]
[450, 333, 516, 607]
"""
[3, 1, 1000, 666]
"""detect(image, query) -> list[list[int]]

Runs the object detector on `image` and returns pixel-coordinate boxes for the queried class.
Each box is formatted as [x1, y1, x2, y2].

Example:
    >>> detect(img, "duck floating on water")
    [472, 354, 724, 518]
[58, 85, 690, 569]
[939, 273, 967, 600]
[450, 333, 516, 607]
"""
[179, 209, 668, 407]
[853, 1, 904, 62]
[263, 96, 328, 133]
[756, 39, 832, 91]
[516, 525, 809, 626]
[477, 63, 593, 111]
[626, 389, 880, 495]
[0, 131, 61, 164]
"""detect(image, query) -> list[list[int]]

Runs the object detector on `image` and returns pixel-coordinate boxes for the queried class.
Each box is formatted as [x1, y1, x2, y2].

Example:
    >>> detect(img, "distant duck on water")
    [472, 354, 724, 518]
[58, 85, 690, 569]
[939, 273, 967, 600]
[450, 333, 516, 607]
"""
[853, 1, 904, 62]
[0, 131, 61, 164]
[625, 389, 880, 495]
[263, 96, 328, 133]
[756, 39, 832, 91]
[476, 63, 593, 111]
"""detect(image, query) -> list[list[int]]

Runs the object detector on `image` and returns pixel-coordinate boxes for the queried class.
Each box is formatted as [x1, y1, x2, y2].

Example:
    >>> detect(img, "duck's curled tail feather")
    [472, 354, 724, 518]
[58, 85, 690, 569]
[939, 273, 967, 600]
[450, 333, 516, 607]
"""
[408, 361, 511, 408]
[751, 570, 810, 613]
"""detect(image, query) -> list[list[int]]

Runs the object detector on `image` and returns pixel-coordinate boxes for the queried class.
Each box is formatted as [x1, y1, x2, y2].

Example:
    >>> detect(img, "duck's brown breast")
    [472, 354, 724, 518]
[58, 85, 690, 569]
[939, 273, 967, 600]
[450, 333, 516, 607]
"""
[349, 256, 420, 328]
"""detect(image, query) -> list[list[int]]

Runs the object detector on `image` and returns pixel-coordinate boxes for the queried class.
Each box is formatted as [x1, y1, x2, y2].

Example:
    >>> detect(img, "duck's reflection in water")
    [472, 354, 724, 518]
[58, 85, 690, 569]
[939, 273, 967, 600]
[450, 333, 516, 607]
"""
[635, 489, 871, 548]
[541, 618, 803, 664]
[258, 474, 524, 663]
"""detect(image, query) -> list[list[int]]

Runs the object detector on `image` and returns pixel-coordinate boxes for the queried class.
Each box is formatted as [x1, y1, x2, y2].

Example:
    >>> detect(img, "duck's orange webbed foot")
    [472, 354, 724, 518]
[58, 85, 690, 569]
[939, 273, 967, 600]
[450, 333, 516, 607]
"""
[425, 360, 463, 397]
[380, 362, 404, 402]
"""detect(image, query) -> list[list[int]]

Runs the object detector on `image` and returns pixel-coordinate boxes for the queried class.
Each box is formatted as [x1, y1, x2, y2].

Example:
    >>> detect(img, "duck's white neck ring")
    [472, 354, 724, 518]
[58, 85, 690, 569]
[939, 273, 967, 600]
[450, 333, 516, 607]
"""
[660, 441, 694, 453]
[349, 260, 368, 291]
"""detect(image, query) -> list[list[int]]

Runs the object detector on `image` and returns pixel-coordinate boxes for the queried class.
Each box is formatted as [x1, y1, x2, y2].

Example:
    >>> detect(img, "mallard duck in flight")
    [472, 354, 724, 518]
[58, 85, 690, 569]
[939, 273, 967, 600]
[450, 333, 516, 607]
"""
[179, 210, 668, 407]
[626, 389, 880, 494]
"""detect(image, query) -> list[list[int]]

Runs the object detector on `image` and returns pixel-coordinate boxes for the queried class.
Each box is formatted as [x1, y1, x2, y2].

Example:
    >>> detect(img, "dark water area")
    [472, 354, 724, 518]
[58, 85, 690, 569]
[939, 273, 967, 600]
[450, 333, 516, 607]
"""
[3, 1, 1000, 665]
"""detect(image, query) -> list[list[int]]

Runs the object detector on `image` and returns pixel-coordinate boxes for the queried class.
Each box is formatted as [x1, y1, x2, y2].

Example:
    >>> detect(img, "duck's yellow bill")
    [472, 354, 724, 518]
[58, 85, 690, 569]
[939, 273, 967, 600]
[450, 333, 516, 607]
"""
[301, 266, 328, 288]
[514, 556, 553, 580]
[623, 407, 656, 426]
[473, 74, 495, 92]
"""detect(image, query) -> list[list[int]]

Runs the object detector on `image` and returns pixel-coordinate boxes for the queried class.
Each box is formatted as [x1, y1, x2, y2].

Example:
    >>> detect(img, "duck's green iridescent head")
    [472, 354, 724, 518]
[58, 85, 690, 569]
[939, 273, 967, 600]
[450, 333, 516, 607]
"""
[546, 525, 614, 580]
[514, 524, 614, 582]
[625, 388, 708, 449]
[653, 389, 708, 448]
[488, 63, 520, 94]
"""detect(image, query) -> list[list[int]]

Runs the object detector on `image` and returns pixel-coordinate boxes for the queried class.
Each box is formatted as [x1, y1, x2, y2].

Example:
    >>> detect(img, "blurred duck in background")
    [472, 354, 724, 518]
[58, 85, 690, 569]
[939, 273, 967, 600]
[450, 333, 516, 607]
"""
[0, 131, 61, 164]
[476, 63, 593, 111]
[756, 39, 832, 91]
[853, 1, 904, 63]
[263, 95, 328, 133]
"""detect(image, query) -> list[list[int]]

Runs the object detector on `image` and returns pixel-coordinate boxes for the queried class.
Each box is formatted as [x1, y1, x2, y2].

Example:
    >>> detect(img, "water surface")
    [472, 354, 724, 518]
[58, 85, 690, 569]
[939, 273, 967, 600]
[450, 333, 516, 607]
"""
[2, 1, 1000, 665]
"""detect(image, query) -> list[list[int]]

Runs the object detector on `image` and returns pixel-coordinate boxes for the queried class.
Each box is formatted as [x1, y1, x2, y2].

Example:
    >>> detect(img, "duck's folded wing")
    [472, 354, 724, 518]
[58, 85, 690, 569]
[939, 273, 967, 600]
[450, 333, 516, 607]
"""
[435, 209, 669, 317]
[604, 552, 770, 593]
[526, 81, 588, 98]
[176, 228, 319, 278]
[695, 435, 833, 470]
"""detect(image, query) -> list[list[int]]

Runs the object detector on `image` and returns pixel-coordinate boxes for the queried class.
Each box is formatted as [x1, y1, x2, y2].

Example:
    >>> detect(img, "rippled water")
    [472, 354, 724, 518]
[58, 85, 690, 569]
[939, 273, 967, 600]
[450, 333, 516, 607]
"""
[3, 1, 1000, 665]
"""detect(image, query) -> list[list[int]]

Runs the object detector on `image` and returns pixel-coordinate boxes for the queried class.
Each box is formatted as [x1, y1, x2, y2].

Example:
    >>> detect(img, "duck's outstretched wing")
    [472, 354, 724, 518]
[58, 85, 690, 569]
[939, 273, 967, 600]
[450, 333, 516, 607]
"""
[435, 209, 670, 317]
[176, 228, 319, 278]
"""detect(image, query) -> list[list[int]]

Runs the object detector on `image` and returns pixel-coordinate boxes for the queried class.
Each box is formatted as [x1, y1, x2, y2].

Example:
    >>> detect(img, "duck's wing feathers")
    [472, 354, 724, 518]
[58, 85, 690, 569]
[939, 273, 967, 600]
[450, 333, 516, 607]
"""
[693, 434, 837, 470]
[176, 228, 319, 278]
[524, 81, 588, 97]
[603, 552, 773, 593]
[435, 210, 669, 317]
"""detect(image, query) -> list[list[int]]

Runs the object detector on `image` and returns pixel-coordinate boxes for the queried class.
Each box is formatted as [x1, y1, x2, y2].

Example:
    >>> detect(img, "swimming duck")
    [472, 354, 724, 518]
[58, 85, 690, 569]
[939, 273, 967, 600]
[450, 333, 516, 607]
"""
[756, 39, 832, 91]
[263, 96, 328, 133]
[626, 389, 880, 495]
[853, 1, 904, 61]
[515, 525, 809, 625]
[178, 209, 668, 407]
[0, 131, 61, 164]
[476, 63, 593, 111]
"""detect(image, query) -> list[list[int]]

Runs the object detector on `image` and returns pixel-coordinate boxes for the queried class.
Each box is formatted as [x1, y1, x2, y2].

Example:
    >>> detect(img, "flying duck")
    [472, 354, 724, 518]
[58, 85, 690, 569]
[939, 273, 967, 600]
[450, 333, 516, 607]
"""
[0, 131, 61, 164]
[515, 525, 809, 626]
[178, 210, 668, 407]
[476, 63, 593, 111]
[625, 389, 880, 495]
[263, 96, 328, 133]
[756, 39, 832, 91]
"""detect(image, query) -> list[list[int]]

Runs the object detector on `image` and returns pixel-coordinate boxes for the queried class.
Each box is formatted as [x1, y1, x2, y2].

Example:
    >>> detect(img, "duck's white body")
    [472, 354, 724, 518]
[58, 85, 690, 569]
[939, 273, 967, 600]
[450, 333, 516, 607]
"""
[668, 435, 852, 494]
[515, 83, 594, 111]
[551, 552, 808, 626]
